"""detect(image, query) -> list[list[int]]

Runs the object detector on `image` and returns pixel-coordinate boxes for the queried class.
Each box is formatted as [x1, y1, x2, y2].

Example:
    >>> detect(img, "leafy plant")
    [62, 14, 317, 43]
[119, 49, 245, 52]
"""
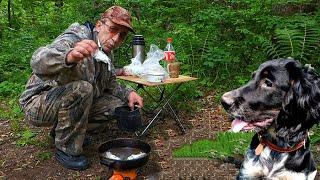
[310, 125, 320, 145]
[16, 129, 38, 147]
[36, 151, 52, 161]
[262, 22, 320, 64]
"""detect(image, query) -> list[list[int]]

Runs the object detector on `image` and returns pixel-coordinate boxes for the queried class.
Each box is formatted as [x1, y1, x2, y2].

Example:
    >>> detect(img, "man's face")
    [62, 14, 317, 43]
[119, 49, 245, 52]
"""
[96, 19, 129, 53]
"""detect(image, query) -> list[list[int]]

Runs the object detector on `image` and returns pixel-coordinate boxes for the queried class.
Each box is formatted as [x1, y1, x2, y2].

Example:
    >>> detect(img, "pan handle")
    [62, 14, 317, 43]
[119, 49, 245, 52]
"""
[100, 156, 117, 168]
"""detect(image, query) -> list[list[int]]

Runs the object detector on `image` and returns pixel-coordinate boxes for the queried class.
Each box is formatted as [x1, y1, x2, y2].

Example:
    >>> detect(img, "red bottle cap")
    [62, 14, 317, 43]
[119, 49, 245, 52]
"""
[167, 38, 173, 43]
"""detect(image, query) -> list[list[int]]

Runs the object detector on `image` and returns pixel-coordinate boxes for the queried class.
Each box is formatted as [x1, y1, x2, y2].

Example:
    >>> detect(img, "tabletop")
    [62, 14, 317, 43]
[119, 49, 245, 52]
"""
[117, 75, 197, 87]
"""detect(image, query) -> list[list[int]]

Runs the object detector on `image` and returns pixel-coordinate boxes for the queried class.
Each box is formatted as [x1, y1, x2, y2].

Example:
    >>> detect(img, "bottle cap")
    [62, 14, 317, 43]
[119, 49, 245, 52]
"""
[167, 38, 173, 43]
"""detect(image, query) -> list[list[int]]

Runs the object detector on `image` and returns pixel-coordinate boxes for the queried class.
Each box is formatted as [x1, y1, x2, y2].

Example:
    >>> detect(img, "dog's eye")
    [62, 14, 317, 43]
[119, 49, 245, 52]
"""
[264, 79, 273, 87]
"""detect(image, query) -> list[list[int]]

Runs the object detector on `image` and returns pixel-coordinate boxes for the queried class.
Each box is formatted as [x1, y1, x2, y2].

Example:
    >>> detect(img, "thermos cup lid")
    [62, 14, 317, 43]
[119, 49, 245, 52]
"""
[133, 35, 145, 45]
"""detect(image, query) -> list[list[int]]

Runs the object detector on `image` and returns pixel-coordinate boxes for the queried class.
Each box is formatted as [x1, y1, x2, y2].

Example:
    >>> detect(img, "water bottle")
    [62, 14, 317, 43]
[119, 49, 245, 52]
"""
[164, 37, 175, 62]
[132, 35, 145, 63]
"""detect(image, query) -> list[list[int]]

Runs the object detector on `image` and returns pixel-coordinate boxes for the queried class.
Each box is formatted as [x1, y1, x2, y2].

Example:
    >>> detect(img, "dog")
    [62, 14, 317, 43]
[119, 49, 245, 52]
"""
[221, 58, 318, 179]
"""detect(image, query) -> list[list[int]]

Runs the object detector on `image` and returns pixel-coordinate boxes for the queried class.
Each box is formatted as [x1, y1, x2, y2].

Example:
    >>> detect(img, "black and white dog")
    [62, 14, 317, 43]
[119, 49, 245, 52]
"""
[221, 59, 318, 179]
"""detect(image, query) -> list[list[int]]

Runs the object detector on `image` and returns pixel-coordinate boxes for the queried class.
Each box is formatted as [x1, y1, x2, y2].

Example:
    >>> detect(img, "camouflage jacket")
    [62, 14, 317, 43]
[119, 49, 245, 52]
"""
[19, 23, 133, 108]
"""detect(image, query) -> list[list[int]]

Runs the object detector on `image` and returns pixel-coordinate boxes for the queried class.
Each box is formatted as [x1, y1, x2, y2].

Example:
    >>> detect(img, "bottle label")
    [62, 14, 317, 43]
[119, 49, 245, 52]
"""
[164, 51, 175, 62]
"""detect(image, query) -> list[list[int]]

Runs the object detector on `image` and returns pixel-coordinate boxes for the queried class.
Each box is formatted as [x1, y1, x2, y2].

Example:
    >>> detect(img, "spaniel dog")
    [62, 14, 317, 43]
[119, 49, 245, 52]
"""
[221, 58, 318, 179]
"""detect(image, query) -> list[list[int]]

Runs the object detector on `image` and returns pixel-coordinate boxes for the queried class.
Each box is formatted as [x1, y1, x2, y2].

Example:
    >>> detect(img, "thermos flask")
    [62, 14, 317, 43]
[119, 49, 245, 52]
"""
[132, 35, 145, 63]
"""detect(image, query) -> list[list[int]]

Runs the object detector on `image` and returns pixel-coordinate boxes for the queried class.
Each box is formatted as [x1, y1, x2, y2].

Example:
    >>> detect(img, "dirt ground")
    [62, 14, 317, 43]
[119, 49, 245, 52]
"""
[0, 93, 319, 180]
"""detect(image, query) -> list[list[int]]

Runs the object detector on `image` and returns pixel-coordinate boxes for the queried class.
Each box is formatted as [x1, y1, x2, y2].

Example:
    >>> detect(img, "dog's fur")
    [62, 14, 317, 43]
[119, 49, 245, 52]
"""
[221, 58, 319, 179]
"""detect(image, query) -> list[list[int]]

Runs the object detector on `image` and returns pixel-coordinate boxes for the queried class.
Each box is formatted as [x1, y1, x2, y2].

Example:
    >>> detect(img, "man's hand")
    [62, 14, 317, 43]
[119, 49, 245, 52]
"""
[128, 91, 143, 110]
[66, 40, 98, 64]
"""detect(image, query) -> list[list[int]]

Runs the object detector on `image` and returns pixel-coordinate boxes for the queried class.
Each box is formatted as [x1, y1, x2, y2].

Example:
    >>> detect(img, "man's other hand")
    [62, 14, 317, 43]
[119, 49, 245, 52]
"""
[128, 91, 143, 110]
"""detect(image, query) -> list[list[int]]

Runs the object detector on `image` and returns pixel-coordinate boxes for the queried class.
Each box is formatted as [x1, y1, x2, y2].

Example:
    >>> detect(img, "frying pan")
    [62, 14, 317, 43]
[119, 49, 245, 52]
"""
[98, 138, 151, 170]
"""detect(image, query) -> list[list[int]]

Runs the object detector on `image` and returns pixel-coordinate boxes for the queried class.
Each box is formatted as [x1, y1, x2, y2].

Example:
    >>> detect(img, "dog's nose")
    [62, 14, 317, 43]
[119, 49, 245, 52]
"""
[221, 92, 234, 110]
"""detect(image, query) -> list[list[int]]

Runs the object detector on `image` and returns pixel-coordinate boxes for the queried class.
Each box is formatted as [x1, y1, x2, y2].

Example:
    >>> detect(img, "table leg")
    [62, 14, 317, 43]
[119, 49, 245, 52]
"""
[136, 84, 165, 120]
[156, 84, 186, 133]
[139, 106, 164, 136]
[165, 102, 186, 133]
[136, 84, 164, 103]
[138, 83, 186, 136]
[139, 94, 177, 136]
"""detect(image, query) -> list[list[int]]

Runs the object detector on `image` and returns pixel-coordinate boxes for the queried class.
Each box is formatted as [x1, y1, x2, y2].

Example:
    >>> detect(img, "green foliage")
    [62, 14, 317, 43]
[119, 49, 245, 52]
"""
[173, 132, 254, 159]
[0, 97, 24, 133]
[36, 151, 52, 161]
[1, 0, 320, 96]
[262, 22, 320, 65]
[0, 81, 25, 97]
[310, 125, 320, 145]
[16, 129, 38, 147]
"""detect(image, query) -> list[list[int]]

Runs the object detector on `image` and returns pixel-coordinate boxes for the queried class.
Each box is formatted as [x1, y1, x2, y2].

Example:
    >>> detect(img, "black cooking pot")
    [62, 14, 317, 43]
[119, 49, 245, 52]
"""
[98, 138, 151, 170]
[115, 105, 142, 132]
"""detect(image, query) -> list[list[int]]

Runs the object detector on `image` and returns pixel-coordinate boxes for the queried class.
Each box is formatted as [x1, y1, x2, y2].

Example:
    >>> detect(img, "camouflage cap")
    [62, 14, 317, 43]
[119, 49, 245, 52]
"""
[101, 6, 134, 33]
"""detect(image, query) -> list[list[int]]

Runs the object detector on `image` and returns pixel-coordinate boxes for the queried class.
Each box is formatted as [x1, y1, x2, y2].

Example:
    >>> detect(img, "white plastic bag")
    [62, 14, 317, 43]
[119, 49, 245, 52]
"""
[140, 44, 169, 81]
[123, 52, 144, 76]
[93, 50, 112, 71]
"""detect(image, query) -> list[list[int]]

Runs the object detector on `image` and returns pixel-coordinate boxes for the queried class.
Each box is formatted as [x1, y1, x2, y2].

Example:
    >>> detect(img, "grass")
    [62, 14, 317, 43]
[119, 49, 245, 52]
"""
[173, 139, 215, 158]
[173, 131, 254, 159]
[0, 97, 52, 148]
[0, 97, 24, 133]
[211, 132, 254, 159]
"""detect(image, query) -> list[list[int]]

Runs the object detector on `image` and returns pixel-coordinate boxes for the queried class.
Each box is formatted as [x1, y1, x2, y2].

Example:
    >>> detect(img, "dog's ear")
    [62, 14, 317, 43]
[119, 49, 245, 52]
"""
[284, 60, 303, 82]
[283, 60, 303, 108]
[284, 60, 320, 127]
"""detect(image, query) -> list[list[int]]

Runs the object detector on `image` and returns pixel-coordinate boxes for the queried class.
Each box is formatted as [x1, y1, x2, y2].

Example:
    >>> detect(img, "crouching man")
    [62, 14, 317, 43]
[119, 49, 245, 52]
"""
[19, 6, 143, 170]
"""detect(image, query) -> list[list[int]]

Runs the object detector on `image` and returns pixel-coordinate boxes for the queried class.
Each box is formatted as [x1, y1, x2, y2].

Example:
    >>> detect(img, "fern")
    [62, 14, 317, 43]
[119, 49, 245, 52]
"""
[262, 22, 320, 63]
[260, 36, 279, 59]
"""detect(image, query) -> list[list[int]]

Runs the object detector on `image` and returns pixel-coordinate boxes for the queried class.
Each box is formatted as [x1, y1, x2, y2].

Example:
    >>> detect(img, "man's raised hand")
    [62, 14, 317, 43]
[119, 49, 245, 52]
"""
[66, 40, 98, 64]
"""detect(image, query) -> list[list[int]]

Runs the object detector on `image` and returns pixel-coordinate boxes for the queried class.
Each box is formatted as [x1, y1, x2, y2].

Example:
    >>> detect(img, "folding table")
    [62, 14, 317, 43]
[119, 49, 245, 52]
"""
[117, 75, 197, 136]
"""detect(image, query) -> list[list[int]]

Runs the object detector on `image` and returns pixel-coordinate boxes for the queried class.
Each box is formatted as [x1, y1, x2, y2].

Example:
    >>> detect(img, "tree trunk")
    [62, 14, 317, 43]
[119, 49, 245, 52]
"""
[7, 0, 11, 28]
[272, 1, 319, 16]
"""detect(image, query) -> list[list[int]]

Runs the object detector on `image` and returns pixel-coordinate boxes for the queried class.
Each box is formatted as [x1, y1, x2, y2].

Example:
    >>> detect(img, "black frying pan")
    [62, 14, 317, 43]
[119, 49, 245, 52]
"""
[98, 138, 151, 170]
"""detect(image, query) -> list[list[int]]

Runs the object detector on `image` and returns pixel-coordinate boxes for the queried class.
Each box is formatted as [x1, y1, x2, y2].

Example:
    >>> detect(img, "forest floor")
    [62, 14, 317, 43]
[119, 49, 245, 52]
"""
[0, 92, 319, 180]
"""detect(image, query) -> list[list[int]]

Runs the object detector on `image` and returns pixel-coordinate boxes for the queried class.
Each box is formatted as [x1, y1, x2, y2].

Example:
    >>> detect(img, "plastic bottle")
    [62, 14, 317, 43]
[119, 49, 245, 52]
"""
[164, 38, 175, 63]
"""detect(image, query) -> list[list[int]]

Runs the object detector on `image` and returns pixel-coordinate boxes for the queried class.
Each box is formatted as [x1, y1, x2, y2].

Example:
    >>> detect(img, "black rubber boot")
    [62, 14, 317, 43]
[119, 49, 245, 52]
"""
[55, 149, 90, 171]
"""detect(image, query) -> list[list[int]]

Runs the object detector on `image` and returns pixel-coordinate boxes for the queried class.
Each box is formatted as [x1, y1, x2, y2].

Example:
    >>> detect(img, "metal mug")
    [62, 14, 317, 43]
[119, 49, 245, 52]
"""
[167, 62, 181, 78]
[115, 105, 142, 132]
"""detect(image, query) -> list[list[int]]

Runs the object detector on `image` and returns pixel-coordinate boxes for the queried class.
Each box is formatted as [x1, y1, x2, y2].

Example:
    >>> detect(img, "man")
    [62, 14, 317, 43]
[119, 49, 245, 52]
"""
[19, 6, 143, 170]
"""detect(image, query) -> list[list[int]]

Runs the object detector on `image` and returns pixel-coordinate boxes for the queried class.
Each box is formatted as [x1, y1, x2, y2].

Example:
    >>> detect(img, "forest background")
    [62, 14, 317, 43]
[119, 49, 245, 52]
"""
[1, 0, 320, 145]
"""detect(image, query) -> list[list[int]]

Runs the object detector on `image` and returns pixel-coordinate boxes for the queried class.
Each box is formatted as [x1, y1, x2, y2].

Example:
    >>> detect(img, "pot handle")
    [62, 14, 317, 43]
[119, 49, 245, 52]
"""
[100, 156, 117, 168]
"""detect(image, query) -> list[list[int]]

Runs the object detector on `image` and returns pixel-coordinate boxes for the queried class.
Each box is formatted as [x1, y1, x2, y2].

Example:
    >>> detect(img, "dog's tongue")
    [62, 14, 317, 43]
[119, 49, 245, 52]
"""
[231, 119, 249, 133]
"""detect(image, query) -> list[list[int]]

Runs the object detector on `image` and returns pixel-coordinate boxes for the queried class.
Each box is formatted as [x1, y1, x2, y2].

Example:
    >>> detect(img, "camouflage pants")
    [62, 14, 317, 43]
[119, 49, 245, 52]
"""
[24, 80, 125, 155]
